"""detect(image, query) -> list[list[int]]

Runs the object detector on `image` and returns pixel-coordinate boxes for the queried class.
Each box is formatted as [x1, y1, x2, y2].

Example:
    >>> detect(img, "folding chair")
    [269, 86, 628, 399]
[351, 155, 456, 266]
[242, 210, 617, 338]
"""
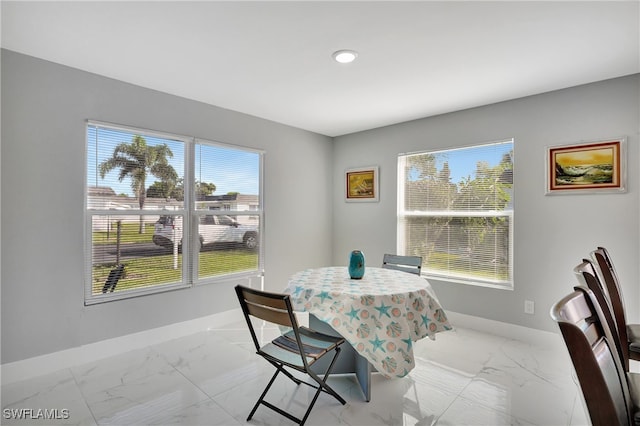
[235, 285, 346, 425]
[382, 254, 422, 275]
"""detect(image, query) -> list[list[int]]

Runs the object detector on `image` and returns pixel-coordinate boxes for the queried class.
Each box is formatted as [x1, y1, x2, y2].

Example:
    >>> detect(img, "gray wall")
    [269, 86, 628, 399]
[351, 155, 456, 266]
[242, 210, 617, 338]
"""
[2, 48, 639, 364]
[1, 50, 334, 363]
[332, 74, 640, 333]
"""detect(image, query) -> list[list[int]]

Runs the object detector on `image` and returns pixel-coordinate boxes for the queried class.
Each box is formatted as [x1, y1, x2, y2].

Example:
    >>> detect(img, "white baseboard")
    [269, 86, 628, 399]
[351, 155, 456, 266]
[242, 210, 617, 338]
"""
[1, 309, 245, 385]
[1, 309, 559, 385]
[446, 311, 562, 347]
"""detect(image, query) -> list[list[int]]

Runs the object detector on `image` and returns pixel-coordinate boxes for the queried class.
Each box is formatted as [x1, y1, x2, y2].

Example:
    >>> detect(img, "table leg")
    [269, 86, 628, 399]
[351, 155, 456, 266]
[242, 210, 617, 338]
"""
[308, 315, 372, 402]
[354, 348, 371, 402]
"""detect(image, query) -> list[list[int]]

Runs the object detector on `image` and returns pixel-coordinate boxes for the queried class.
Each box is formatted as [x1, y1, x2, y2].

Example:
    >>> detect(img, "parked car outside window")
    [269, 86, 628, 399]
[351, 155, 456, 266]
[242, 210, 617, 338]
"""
[153, 215, 259, 250]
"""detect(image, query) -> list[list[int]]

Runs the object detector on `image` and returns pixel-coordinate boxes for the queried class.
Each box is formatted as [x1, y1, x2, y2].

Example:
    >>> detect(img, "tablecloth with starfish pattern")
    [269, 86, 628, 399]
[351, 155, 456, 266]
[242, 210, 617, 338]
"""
[285, 266, 452, 378]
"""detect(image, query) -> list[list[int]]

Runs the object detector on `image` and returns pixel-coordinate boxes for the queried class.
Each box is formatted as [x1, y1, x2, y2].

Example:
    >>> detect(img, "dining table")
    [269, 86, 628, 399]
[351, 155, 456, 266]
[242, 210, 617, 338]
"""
[284, 266, 452, 401]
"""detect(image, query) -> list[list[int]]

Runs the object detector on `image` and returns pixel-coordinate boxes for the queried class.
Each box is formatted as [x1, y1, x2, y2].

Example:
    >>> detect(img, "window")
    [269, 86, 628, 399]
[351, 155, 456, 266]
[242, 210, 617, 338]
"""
[86, 121, 263, 304]
[397, 139, 514, 289]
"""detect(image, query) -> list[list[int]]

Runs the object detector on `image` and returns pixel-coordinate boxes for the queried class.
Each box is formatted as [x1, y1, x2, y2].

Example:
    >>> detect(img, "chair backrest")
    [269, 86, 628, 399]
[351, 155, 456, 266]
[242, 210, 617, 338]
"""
[235, 285, 299, 350]
[574, 258, 628, 370]
[382, 254, 422, 275]
[551, 286, 633, 426]
[592, 247, 629, 362]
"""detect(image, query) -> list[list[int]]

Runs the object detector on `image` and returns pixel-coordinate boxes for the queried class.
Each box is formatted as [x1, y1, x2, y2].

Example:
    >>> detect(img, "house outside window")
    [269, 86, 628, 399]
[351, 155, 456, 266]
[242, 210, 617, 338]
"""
[397, 139, 514, 289]
[85, 121, 263, 304]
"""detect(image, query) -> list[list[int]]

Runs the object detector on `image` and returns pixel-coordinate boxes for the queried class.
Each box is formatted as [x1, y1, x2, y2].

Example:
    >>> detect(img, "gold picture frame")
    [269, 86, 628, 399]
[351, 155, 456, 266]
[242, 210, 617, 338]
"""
[546, 137, 626, 194]
[346, 166, 379, 202]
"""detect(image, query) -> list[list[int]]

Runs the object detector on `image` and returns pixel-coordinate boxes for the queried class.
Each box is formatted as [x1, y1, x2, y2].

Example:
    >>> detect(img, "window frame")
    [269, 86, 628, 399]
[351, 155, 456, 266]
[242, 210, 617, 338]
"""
[84, 121, 264, 305]
[397, 139, 514, 290]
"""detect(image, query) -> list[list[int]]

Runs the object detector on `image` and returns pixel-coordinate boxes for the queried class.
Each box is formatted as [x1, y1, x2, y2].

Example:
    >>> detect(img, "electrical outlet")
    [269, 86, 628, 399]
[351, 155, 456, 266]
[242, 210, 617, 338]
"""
[524, 300, 535, 315]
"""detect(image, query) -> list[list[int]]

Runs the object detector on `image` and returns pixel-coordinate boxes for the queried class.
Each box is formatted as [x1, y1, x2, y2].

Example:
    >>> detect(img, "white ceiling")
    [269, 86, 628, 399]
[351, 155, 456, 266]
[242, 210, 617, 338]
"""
[2, 1, 639, 137]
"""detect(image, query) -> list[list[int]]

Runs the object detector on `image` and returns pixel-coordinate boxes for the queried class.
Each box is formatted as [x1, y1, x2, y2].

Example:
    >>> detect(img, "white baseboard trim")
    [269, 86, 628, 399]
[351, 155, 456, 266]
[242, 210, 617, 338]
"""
[446, 311, 562, 347]
[1, 309, 245, 385]
[2, 309, 559, 385]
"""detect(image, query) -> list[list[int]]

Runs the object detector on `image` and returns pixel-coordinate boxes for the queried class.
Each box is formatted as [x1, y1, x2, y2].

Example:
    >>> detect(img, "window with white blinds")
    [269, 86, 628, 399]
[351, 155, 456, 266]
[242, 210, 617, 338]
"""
[85, 121, 263, 304]
[397, 139, 514, 289]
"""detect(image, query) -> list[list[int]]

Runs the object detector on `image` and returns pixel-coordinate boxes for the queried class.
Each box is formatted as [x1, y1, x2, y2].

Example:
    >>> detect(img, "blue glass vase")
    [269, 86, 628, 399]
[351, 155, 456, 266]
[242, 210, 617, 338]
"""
[349, 250, 365, 279]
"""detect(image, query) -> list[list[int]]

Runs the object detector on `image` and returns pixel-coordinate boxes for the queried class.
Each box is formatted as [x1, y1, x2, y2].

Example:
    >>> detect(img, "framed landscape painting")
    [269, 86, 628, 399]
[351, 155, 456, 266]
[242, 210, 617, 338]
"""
[346, 166, 379, 202]
[546, 137, 626, 194]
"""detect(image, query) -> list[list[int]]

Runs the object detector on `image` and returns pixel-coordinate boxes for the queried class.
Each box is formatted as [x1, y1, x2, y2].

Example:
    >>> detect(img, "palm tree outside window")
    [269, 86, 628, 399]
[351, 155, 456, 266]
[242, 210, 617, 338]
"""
[85, 121, 264, 304]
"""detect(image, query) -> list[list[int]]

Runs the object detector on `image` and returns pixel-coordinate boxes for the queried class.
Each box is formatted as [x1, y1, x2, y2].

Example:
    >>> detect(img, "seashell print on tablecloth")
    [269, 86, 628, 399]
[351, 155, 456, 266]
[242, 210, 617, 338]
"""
[357, 323, 371, 339]
[361, 295, 375, 306]
[373, 316, 383, 329]
[382, 356, 398, 374]
[399, 348, 412, 363]
[329, 304, 341, 314]
[434, 308, 448, 323]
[412, 297, 425, 311]
[386, 321, 403, 338]
[391, 294, 405, 304]
[413, 320, 421, 336]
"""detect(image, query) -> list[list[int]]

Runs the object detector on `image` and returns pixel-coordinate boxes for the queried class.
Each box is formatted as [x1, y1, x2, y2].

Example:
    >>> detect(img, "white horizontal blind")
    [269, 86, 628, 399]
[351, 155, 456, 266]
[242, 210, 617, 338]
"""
[398, 139, 514, 288]
[85, 122, 263, 304]
[192, 140, 262, 282]
[86, 123, 189, 304]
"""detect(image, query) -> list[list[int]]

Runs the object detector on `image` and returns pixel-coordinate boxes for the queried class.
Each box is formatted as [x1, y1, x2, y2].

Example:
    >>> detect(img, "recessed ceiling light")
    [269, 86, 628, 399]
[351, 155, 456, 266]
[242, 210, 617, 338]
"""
[332, 50, 358, 64]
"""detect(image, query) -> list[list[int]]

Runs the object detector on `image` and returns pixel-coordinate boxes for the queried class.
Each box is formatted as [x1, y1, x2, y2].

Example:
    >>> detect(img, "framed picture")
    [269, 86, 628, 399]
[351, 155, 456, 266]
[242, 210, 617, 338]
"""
[546, 137, 626, 194]
[345, 166, 379, 202]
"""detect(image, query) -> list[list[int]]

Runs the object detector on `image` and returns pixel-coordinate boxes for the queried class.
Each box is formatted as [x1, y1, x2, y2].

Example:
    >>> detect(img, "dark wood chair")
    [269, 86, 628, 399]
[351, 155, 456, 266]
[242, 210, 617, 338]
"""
[382, 254, 422, 275]
[592, 247, 640, 370]
[551, 286, 640, 426]
[574, 258, 627, 370]
[235, 285, 346, 425]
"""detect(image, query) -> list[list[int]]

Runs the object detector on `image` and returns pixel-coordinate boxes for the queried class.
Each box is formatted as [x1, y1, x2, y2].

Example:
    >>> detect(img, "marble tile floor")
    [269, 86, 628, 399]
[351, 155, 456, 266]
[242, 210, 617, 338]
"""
[1, 321, 588, 426]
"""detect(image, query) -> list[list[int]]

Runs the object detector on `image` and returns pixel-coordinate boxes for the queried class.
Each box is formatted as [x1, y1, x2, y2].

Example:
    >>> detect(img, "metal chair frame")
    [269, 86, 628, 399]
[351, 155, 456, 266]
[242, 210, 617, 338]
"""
[382, 254, 422, 275]
[235, 285, 346, 425]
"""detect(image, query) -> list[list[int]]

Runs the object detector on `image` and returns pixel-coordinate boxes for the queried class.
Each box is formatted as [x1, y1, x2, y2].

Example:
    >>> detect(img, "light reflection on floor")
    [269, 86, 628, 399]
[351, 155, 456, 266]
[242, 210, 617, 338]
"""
[2, 321, 587, 425]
